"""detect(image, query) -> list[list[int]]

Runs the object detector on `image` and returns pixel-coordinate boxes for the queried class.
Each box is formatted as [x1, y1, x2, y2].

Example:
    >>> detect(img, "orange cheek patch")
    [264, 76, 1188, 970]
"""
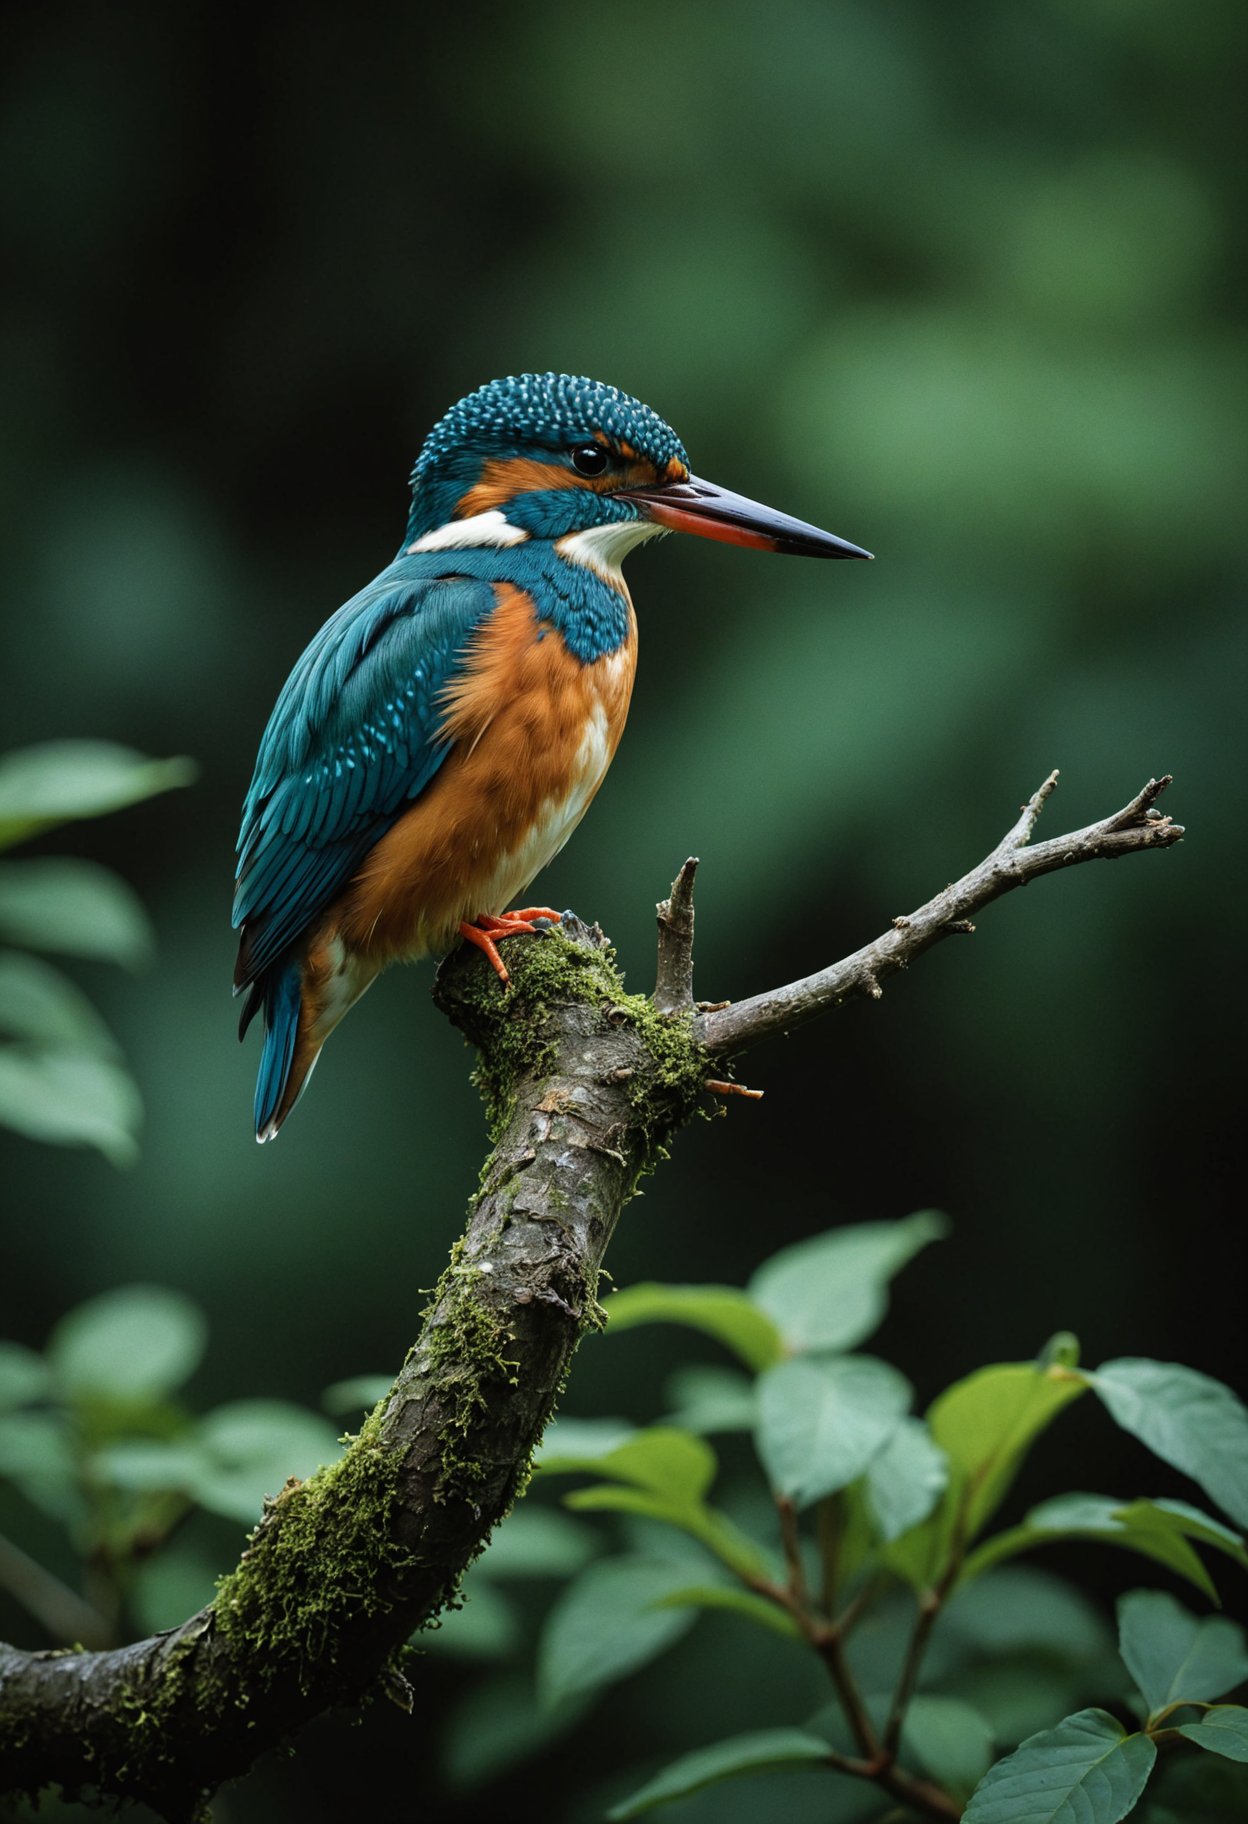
[456, 454, 676, 517]
[458, 458, 582, 517]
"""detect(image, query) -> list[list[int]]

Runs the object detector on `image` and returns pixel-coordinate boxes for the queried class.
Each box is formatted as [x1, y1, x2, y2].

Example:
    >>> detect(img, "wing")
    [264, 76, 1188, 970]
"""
[233, 566, 498, 989]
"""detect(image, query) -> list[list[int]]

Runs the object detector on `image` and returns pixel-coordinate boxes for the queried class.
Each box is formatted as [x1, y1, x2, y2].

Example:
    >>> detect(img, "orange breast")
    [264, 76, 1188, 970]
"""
[334, 582, 636, 963]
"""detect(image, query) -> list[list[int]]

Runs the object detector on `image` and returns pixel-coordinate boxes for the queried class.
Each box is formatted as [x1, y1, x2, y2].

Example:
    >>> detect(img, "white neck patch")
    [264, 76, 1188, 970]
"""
[407, 509, 530, 554]
[556, 519, 666, 587]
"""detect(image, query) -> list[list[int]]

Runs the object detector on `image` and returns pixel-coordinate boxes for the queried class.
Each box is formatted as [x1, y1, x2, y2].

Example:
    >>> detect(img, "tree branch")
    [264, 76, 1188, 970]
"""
[0, 771, 1183, 1818]
[653, 856, 699, 1014]
[0, 919, 709, 1819]
[694, 772, 1182, 1054]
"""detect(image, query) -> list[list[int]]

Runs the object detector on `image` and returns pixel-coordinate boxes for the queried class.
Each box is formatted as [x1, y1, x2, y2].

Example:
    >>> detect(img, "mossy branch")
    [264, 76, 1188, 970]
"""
[0, 919, 709, 1820]
[0, 773, 1182, 1819]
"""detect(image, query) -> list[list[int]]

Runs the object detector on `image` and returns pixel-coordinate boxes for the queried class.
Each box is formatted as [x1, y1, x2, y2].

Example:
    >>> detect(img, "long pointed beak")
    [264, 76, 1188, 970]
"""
[626, 473, 872, 560]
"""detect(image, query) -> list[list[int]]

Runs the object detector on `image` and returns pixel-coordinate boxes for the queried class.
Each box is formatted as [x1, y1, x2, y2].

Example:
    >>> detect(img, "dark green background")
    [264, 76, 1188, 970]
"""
[2, 2, 1243, 1818]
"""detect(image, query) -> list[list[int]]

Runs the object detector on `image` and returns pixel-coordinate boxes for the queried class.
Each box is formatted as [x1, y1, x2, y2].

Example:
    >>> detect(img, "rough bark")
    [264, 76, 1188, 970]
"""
[0, 772, 1182, 1818]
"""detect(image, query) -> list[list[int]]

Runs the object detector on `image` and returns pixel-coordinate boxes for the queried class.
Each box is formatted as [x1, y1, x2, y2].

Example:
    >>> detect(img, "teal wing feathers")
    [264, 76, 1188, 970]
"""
[233, 567, 497, 994]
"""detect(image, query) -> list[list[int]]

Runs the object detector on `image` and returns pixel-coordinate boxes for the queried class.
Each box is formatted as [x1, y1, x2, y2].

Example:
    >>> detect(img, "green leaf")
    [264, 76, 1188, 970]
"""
[893, 1357, 1087, 1583]
[539, 1426, 718, 1506]
[863, 1416, 949, 1543]
[0, 1409, 80, 1519]
[1176, 1707, 1248, 1763]
[540, 1422, 755, 1568]
[1065, 1496, 1248, 1589]
[0, 1046, 142, 1165]
[0, 1341, 51, 1410]
[321, 1375, 392, 1416]
[1118, 1590, 1248, 1715]
[963, 1494, 1224, 1601]
[0, 860, 153, 966]
[0, 741, 195, 849]
[651, 1584, 801, 1641]
[963, 1708, 1156, 1823]
[901, 1694, 996, 1802]
[564, 1483, 765, 1581]
[747, 1211, 948, 1354]
[604, 1283, 783, 1371]
[1086, 1360, 1248, 1529]
[606, 1728, 833, 1819]
[475, 1505, 601, 1580]
[589, 1428, 718, 1502]
[91, 1439, 205, 1492]
[943, 1565, 1114, 1665]
[0, 951, 119, 1052]
[49, 1285, 207, 1399]
[756, 1354, 911, 1509]
[532, 1416, 637, 1470]
[189, 1400, 340, 1523]
[934, 1361, 1087, 1537]
[662, 1365, 758, 1435]
[1130, 1500, 1248, 1574]
[537, 1557, 700, 1708]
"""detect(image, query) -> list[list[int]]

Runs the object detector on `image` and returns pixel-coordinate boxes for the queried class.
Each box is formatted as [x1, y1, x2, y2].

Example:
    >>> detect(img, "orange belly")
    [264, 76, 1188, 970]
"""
[333, 582, 636, 963]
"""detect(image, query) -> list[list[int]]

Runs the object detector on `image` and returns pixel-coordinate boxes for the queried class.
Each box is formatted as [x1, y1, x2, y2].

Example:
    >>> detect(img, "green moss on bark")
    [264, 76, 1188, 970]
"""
[212, 1403, 410, 1692]
[420, 1237, 520, 1502]
[452, 929, 708, 1152]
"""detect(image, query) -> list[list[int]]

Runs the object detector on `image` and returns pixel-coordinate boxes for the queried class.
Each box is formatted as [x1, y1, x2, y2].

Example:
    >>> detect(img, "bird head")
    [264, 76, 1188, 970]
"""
[402, 373, 871, 567]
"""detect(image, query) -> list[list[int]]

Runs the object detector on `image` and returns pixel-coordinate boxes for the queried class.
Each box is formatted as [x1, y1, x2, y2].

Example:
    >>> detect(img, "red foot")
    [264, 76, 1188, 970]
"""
[458, 909, 563, 987]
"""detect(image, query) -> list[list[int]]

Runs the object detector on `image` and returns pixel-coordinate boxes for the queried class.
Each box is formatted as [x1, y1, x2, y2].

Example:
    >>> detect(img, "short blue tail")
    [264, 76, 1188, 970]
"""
[254, 958, 302, 1142]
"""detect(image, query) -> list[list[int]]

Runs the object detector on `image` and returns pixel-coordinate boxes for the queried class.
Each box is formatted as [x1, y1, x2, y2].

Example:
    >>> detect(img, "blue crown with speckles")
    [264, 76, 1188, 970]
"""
[405, 374, 689, 540]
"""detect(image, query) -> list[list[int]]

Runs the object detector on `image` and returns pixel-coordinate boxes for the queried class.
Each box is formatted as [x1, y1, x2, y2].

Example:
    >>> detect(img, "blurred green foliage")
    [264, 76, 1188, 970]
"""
[0, 743, 192, 1163]
[0, 1282, 338, 1648]
[1, 0, 1244, 1817]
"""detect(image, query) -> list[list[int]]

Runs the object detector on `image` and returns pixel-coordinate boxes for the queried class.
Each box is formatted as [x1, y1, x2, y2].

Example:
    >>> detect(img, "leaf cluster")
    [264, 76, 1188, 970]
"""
[0, 742, 193, 1165]
[428, 1212, 1248, 1822]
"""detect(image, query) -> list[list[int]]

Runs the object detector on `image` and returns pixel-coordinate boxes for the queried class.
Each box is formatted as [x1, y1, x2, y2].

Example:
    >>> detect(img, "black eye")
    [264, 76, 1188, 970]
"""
[571, 443, 610, 477]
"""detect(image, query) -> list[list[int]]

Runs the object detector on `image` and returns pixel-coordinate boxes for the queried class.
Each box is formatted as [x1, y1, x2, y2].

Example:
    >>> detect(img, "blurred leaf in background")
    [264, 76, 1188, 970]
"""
[0, 1281, 341, 1645]
[0, 743, 195, 851]
[0, 742, 192, 1164]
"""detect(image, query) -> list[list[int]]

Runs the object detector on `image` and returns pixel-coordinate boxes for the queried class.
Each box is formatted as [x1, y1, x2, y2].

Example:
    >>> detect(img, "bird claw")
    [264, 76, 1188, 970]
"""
[459, 907, 565, 985]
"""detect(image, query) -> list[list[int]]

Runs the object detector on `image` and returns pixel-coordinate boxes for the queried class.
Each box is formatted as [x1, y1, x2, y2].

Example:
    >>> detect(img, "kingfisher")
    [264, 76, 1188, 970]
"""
[234, 373, 870, 1140]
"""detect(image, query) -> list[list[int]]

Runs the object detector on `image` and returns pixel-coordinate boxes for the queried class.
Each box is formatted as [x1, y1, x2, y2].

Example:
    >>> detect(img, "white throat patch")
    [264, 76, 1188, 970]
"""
[555, 519, 666, 587]
[407, 509, 530, 554]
